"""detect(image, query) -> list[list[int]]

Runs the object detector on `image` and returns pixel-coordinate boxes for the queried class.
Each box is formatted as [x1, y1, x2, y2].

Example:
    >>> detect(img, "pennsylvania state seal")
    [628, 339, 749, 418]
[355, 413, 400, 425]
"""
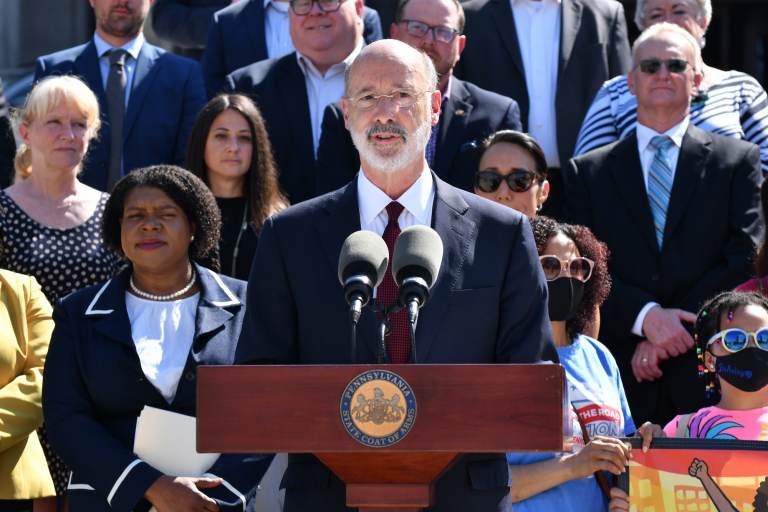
[340, 369, 417, 447]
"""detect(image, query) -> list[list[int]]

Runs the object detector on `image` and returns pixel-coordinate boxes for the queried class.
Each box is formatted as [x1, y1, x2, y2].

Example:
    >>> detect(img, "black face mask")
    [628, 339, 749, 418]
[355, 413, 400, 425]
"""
[714, 348, 768, 392]
[547, 277, 585, 322]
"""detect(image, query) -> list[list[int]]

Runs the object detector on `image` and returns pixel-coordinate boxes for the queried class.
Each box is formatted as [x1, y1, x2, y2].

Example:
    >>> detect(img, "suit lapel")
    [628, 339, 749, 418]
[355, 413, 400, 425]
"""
[76, 42, 108, 107]
[84, 269, 135, 347]
[608, 135, 659, 255]
[663, 126, 711, 242]
[125, 44, 160, 136]
[490, 0, 525, 76]
[315, 182, 383, 359]
[281, 57, 315, 163]
[434, 80, 473, 181]
[246, 0, 269, 62]
[416, 176, 472, 361]
[558, 0, 582, 81]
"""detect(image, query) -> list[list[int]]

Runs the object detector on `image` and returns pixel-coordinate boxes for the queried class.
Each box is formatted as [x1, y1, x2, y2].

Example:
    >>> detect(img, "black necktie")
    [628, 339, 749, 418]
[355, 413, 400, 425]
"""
[106, 49, 127, 191]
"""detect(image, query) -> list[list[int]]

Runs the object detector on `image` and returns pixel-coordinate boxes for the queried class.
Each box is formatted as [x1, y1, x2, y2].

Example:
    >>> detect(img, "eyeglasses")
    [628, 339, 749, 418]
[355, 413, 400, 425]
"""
[706, 328, 768, 353]
[289, 0, 344, 15]
[346, 89, 431, 111]
[474, 169, 541, 193]
[539, 255, 594, 282]
[399, 20, 459, 44]
[637, 58, 690, 75]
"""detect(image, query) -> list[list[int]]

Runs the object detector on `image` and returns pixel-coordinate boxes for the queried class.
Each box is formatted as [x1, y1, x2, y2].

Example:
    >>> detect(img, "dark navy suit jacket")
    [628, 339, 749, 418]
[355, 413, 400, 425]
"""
[564, 124, 762, 424]
[202, 0, 383, 96]
[225, 53, 329, 204]
[236, 174, 554, 511]
[42, 264, 271, 512]
[316, 77, 523, 195]
[34, 40, 207, 191]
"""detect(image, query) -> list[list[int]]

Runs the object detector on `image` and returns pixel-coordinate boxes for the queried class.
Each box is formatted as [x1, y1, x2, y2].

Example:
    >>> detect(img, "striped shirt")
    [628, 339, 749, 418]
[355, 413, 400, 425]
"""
[574, 71, 768, 173]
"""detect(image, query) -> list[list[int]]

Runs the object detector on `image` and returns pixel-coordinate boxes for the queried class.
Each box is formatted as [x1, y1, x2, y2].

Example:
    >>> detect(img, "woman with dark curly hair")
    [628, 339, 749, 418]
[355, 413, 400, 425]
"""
[186, 94, 288, 279]
[42, 165, 270, 512]
[507, 216, 635, 512]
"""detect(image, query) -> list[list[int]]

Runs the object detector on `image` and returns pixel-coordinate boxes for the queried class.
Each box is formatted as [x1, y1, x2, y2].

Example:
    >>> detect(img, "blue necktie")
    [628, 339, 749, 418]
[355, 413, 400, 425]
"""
[647, 135, 675, 248]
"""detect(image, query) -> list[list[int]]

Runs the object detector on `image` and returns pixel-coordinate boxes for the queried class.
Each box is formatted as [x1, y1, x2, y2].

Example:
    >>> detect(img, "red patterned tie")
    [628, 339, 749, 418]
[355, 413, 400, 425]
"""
[378, 201, 411, 363]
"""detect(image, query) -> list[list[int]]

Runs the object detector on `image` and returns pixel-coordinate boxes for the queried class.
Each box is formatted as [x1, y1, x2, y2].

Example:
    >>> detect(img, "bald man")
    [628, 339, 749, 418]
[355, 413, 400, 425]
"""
[237, 40, 553, 512]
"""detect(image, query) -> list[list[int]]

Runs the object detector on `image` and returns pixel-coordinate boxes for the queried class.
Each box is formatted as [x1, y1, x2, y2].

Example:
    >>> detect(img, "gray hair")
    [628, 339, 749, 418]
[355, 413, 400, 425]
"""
[634, 0, 712, 31]
[632, 22, 702, 68]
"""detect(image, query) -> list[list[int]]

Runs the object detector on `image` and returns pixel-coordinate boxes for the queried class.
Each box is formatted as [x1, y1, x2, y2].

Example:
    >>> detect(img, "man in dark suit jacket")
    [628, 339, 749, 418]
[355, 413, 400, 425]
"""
[34, 0, 207, 191]
[317, 0, 522, 194]
[203, 0, 383, 96]
[563, 24, 762, 426]
[151, 0, 231, 60]
[236, 40, 553, 511]
[455, 0, 631, 218]
[226, 0, 368, 203]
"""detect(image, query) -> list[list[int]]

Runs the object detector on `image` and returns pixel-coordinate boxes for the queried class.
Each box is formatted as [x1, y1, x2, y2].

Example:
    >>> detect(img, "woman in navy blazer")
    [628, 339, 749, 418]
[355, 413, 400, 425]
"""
[42, 165, 270, 512]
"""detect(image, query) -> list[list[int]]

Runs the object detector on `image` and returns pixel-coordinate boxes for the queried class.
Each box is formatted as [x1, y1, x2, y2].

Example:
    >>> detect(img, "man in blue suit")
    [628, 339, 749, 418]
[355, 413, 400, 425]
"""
[202, 0, 383, 96]
[34, 0, 207, 191]
[237, 40, 553, 512]
[317, 0, 522, 194]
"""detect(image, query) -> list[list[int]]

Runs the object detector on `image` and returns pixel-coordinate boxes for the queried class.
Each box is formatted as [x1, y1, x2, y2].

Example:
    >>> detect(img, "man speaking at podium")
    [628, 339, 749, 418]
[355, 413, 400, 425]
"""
[237, 39, 553, 512]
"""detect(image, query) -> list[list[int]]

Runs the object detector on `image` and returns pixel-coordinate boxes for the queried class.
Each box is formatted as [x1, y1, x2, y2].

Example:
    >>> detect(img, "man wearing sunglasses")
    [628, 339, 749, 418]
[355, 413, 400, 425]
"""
[237, 40, 553, 512]
[316, 0, 522, 194]
[564, 23, 762, 427]
[225, 0, 367, 203]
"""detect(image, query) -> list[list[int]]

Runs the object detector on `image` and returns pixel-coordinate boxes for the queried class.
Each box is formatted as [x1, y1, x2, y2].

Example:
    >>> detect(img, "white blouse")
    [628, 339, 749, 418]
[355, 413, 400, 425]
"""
[125, 292, 199, 403]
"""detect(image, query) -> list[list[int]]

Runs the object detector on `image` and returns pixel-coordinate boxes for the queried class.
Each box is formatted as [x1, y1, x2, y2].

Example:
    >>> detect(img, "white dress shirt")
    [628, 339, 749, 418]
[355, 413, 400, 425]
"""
[126, 292, 199, 403]
[357, 165, 435, 236]
[511, 0, 561, 167]
[93, 32, 144, 106]
[631, 117, 690, 336]
[296, 43, 362, 157]
[264, 0, 294, 59]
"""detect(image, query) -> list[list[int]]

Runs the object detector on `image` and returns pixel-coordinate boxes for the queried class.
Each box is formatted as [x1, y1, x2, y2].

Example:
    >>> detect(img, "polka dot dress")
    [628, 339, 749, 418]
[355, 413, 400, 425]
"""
[0, 189, 121, 495]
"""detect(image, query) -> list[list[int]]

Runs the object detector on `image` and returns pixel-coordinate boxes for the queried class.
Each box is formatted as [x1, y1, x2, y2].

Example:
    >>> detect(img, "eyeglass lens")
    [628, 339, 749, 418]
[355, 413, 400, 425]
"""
[475, 170, 536, 193]
[720, 329, 768, 352]
[403, 20, 457, 43]
[539, 256, 593, 282]
[638, 58, 689, 74]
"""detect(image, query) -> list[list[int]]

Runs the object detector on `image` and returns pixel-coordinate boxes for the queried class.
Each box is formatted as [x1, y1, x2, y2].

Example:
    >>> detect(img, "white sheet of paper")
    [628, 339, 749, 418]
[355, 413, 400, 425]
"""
[134, 405, 220, 477]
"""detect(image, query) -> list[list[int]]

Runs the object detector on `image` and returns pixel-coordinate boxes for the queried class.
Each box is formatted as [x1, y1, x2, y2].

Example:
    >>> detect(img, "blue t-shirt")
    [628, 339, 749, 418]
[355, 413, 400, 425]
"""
[506, 334, 635, 512]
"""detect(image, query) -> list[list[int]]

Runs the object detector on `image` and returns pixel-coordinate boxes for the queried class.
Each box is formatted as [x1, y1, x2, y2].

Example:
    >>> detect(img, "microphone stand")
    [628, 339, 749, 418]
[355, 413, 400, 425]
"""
[406, 300, 419, 364]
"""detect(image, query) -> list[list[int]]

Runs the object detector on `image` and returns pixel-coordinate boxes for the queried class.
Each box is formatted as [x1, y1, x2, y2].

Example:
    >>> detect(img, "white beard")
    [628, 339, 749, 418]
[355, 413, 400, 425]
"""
[350, 116, 432, 174]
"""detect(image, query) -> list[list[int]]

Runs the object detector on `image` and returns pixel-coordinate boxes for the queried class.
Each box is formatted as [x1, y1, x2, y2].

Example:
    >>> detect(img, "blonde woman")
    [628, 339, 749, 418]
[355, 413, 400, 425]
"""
[2, 75, 120, 509]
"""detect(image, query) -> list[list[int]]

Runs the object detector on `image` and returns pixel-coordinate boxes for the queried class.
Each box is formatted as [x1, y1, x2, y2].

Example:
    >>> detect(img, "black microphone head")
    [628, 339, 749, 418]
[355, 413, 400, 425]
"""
[392, 225, 443, 288]
[338, 230, 390, 287]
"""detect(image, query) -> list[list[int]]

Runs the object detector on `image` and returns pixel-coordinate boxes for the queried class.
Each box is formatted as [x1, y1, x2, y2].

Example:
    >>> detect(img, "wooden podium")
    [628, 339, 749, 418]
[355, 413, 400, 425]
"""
[197, 364, 568, 512]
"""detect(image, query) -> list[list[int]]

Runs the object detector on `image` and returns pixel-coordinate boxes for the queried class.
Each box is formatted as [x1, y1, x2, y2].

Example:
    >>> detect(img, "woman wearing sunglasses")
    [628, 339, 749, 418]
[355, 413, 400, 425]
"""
[474, 130, 549, 218]
[608, 290, 768, 511]
[507, 216, 635, 512]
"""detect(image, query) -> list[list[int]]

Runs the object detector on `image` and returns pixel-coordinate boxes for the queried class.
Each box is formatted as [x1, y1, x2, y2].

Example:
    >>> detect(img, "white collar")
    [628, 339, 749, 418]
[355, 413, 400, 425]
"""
[636, 116, 689, 152]
[264, 0, 290, 12]
[93, 31, 144, 60]
[295, 40, 362, 79]
[511, 0, 562, 7]
[357, 165, 434, 228]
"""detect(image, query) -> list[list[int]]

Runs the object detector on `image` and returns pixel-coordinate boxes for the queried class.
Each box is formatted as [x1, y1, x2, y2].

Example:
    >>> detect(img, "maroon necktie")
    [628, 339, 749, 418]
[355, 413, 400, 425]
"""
[378, 201, 411, 363]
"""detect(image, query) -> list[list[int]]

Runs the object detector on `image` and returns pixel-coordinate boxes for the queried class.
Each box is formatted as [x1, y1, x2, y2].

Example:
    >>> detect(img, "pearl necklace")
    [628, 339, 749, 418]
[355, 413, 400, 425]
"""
[129, 268, 197, 301]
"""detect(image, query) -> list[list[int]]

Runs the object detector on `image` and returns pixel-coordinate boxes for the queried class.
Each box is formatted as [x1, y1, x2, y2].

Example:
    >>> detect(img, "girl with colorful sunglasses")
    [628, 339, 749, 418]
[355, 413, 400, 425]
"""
[609, 290, 768, 510]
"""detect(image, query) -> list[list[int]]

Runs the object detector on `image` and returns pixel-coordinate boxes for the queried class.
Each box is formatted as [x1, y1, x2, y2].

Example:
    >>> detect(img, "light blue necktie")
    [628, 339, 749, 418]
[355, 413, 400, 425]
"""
[647, 135, 675, 248]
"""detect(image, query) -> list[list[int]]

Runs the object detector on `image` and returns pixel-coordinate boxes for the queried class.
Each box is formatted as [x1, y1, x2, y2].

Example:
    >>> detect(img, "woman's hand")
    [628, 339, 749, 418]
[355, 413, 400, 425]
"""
[608, 487, 630, 511]
[145, 475, 222, 512]
[564, 436, 631, 478]
[689, 458, 709, 479]
[634, 421, 665, 452]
